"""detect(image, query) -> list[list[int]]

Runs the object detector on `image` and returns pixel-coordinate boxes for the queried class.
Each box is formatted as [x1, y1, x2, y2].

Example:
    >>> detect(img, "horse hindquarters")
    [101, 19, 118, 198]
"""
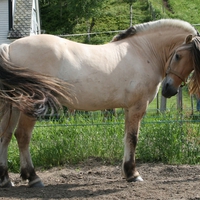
[122, 106, 146, 182]
[0, 106, 19, 187]
[14, 113, 44, 187]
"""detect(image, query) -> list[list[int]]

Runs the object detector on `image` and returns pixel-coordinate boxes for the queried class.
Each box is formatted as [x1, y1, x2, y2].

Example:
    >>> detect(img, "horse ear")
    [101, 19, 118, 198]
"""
[185, 34, 193, 44]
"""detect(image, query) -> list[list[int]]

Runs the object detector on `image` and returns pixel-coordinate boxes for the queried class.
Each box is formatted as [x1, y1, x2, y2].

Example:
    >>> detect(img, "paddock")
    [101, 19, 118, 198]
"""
[1, 159, 200, 199]
[0, 19, 199, 188]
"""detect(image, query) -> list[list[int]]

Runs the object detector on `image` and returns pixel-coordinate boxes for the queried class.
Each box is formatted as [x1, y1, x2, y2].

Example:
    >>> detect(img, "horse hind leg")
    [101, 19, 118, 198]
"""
[122, 107, 146, 182]
[14, 113, 44, 187]
[0, 106, 20, 187]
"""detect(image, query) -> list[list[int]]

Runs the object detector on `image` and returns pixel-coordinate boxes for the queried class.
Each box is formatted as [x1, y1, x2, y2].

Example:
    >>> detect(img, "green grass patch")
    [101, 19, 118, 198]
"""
[7, 108, 200, 173]
[149, 0, 200, 32]
[139, 111, 200, 164]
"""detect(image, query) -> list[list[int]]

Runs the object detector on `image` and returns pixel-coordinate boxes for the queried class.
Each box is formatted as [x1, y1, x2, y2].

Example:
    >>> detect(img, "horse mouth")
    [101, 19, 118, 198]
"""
[162, 87, 178, 98]
[162, 79, 178, 98]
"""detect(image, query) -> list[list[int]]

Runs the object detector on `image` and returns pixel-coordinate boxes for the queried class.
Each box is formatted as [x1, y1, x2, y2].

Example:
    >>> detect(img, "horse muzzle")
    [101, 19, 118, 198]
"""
[162, 76, 178, 98]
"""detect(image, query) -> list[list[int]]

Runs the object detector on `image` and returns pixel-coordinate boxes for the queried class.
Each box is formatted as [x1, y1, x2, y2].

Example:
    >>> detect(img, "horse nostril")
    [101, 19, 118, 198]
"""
[164, 83, 169, 90]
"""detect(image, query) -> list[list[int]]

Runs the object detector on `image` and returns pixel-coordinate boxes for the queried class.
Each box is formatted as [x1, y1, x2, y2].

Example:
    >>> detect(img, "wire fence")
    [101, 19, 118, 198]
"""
[35, 103, 200, 129]
[40, 1, 200, 128]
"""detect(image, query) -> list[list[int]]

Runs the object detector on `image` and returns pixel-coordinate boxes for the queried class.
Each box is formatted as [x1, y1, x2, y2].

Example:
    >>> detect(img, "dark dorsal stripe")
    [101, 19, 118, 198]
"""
[111, 27, 136, 42]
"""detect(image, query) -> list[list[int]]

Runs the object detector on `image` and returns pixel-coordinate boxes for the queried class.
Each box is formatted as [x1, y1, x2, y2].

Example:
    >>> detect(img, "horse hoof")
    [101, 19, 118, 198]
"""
[29, 178, 44, 188]
[0, 180, 14, 188]
[127, 175, 143, 182]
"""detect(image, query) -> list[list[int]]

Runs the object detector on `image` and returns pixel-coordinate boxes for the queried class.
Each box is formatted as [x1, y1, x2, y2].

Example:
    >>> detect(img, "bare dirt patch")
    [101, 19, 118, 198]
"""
[1, 159, 200, 200]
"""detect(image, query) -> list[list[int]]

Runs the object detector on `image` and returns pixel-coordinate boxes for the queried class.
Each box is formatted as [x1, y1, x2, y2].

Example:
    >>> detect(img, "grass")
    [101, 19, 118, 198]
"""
[7, 108, 200, 173]
[149, 0, 200, 31]
[147, 86, 194, 113]
[140, 111, 200, 164]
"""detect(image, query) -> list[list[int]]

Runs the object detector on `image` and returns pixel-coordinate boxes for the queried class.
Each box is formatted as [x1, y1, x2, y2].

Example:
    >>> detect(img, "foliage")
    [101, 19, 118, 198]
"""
[40, 0, 200, 41]
[66, 0, 107, 19]
[39, 0, 76, 34]
[39, 0, 152, 43]
[167, 0, 200, 25]
[39, 0, 109, 35]
[149, 0, 200, 31]
[8, 109, 200, 173]
[139, 111, 200, 164]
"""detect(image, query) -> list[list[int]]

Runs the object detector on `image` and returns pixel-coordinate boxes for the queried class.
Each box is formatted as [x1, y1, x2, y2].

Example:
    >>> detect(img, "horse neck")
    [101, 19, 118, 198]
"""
[131, 32, 189, 78]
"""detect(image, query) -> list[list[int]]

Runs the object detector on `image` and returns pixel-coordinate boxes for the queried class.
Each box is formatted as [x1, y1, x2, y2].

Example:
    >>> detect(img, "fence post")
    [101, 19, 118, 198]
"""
[160, 82, 166, 112]
[177, 87, 183, 110]
[191, 95, 195, 115]
[156, 93, 159, 114]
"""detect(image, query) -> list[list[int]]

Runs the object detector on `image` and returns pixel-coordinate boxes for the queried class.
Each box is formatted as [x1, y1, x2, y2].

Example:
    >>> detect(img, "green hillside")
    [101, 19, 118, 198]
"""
[69, 0, 151, 43]
[40, 0, 151, 43]
[149, 0, 200, 31]
[40, 0, 200, 42]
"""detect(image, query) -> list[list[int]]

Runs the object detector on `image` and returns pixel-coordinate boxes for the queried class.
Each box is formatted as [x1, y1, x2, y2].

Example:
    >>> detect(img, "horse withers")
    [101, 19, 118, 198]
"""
[0, 19, 198, 188]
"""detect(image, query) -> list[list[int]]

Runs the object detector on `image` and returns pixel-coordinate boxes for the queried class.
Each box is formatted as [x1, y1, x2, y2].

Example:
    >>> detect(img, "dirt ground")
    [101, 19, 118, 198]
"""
[0, 158, 200, 200]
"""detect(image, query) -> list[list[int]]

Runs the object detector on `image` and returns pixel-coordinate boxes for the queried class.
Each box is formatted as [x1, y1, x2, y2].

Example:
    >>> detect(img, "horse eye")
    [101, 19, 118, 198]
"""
[175, 53, 180, 60]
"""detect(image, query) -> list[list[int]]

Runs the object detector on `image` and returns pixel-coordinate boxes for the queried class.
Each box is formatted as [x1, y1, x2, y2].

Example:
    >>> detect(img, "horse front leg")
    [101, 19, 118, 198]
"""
[122, 107, 146, 182]
[0, 107, 20, 187]
[14, 113, 44, 187]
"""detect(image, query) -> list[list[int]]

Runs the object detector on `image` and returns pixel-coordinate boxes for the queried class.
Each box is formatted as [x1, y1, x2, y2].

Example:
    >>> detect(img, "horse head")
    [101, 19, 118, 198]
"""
[162, 34, 200, 98]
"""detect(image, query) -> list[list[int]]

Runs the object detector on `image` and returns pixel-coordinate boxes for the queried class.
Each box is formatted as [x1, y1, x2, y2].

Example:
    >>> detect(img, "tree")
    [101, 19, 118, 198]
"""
[121, 0, 137, 27]
[39, 0, 107, 37]
[66, 0, 107, 41]
[39, 0, 75, 34]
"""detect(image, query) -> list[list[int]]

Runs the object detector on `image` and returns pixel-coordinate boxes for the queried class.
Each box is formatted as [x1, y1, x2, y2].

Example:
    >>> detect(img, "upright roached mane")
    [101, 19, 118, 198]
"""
[112, 19, 198, 42]
[0, 19, 198, 188]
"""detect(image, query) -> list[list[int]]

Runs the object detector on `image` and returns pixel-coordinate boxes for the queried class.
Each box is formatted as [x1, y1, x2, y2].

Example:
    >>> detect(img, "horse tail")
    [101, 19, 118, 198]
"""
[0, 44, 72, 118]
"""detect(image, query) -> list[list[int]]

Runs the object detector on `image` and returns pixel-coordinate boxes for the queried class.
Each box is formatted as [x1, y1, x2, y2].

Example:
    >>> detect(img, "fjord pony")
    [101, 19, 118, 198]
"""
[162, 35, 200, 98]
[0, 19, 198, 187]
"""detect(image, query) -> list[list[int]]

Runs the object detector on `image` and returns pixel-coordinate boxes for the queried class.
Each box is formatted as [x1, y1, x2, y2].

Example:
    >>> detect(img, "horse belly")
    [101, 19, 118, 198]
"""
[61, 84, 124, 111]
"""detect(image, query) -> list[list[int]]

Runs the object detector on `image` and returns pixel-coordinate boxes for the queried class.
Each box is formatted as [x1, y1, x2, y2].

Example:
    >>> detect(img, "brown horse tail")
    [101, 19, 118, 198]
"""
[0, 44, 72, 118]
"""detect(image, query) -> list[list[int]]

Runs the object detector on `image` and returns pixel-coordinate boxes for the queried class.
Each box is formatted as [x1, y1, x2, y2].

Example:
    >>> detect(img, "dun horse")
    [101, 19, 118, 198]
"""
[0, 19, 199, 188]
